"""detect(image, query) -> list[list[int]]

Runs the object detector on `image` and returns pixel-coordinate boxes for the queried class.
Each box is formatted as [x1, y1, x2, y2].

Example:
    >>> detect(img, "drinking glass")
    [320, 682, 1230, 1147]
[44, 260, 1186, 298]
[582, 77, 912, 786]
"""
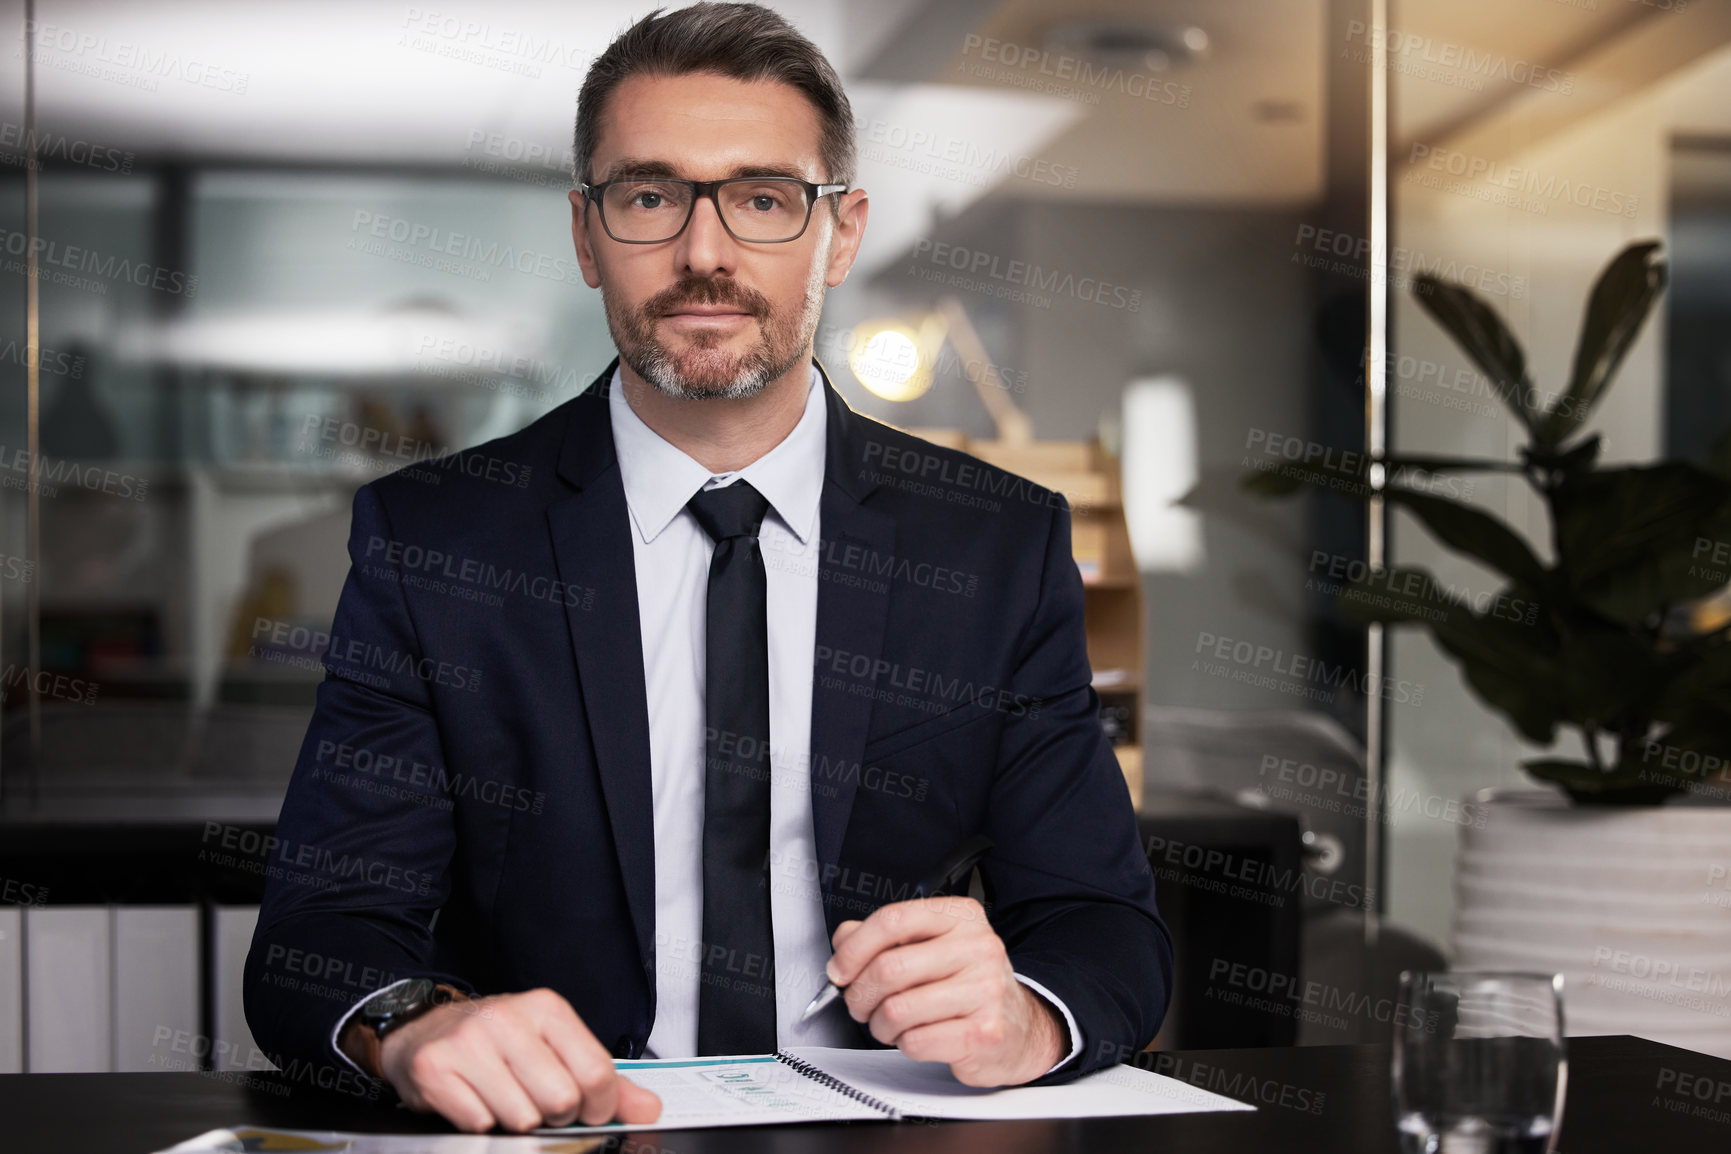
[1392, 971, 1567, 1154]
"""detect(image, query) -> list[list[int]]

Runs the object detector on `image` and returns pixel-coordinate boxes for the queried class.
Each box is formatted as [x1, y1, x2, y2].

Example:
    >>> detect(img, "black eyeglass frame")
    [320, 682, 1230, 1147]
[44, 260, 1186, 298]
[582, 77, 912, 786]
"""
[576, 176, 850, 244]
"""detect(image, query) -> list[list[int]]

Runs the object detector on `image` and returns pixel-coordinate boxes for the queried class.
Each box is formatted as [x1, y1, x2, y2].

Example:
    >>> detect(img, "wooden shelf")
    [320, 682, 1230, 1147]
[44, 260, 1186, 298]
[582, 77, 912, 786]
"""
[1072, 508, 1138, 587]
[1115, 745, 1143, 810]
[1092, 668, 1142, 691]
[969, 441, 1120, 510]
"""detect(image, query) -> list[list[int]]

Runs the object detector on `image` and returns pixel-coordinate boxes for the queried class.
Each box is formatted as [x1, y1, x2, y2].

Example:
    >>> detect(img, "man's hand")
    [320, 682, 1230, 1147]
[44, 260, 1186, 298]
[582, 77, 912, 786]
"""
[826, 896, 1066, 1087]
[364, 988, 662, 1133]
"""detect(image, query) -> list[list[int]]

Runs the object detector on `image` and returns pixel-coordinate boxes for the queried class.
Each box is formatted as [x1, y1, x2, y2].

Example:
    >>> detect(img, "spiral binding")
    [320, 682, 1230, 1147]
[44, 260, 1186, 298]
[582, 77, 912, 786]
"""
[774, 1051, 901, 1120]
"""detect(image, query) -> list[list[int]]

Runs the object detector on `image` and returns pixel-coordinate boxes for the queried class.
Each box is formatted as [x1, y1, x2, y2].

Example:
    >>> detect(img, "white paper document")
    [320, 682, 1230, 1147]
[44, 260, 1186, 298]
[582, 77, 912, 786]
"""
[771, 1046, 1257, 1122]
[542, 1047, 1254, 1132]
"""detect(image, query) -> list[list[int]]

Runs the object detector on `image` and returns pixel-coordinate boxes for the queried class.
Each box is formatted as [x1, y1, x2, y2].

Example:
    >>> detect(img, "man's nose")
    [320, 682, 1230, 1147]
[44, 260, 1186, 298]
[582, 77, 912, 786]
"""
[674, 192, 739, 277]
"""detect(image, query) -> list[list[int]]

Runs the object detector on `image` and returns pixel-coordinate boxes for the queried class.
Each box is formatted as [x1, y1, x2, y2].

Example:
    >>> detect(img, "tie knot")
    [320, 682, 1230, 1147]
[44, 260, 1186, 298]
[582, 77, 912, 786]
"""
[687, 480, 769, 542]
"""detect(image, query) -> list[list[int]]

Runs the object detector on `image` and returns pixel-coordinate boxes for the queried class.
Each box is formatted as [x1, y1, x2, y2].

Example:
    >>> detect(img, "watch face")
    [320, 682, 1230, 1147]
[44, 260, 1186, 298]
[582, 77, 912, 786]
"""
[366, 978, 436, 1024]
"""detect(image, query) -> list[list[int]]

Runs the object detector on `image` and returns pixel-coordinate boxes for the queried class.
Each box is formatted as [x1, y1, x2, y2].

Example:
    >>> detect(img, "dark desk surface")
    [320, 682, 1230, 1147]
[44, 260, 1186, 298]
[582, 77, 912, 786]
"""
[6, 1035, 1729, 1153]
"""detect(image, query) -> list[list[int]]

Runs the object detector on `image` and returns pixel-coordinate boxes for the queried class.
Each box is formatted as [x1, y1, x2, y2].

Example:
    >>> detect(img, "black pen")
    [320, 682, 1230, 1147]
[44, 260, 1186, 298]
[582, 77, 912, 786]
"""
[799, 834, 995, 1022]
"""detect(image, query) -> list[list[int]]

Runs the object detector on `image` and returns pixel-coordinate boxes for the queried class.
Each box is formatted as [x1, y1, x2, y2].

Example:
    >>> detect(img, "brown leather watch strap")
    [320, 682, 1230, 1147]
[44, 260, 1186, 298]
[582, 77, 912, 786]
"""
[340, 983, 469, 1081]
[339, 1013, 387, 1081]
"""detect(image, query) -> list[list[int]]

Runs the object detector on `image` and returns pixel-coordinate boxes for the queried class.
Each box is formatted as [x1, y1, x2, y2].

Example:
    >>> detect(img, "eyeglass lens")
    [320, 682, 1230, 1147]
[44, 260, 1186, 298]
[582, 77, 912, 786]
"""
[602, 178, 814, 242]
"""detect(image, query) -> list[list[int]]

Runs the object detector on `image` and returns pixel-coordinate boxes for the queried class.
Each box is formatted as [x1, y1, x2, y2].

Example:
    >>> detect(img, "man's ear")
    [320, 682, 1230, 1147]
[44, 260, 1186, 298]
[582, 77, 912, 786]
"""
[570, 188, 603, 289]
[824, 188, 869, 288]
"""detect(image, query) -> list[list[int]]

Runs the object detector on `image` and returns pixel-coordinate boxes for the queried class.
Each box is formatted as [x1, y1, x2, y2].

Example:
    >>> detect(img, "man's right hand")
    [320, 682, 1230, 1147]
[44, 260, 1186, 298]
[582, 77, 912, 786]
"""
[362, 987, 663, 1133]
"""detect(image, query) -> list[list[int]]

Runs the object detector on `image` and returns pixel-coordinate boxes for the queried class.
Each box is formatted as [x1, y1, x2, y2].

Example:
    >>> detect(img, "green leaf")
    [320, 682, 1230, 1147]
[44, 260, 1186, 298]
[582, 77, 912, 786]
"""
[1550, 434, 1602, 476]
[1237, 455, 1518, 504]
[1236, 451, 1524, 506]
[1237, 454, 1374, 500]
[1382, 454, 1526, 475]
[1384, 489, 1550, 591]
[1650, 642, 1731, 744]
[1413, 275, 1539, 437]
[1336, 566, 1564, 744]
[1176, 467, 1315, 555]
[1552, 463, 1731, 623]
[1538, 241, 1667, 446]
[1521, 758, 1683, 805]
[1555, 625, 1665, 727]
[1239, 469, 1307, 498]
[1521, 759, 1604, 792]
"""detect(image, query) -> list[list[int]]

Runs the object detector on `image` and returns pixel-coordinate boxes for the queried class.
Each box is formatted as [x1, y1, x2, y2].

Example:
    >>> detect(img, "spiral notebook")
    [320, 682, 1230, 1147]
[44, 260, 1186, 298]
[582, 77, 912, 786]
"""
[538, 1046, 1255, 1133]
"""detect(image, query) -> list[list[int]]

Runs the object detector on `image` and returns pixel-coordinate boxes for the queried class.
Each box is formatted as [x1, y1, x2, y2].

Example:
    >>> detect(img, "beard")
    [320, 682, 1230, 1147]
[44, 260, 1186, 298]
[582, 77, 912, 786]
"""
[601, 270, 822, 401]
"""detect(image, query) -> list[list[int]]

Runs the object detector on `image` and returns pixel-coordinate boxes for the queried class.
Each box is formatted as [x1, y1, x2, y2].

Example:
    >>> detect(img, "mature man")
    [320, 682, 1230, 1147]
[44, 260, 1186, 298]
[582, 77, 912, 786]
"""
[246, 1, 1170, 1134]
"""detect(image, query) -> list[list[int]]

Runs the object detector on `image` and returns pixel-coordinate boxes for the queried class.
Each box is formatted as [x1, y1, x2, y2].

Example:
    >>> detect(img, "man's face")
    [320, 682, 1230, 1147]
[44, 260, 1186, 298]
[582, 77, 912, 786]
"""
[570, 72, 867, 400]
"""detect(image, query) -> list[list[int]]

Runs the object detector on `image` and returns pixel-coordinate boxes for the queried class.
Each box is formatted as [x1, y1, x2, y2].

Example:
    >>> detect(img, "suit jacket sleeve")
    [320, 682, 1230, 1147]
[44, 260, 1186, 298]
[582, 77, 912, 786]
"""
[985, 493, 1172, 1084]
[243, 482, 475, 1071]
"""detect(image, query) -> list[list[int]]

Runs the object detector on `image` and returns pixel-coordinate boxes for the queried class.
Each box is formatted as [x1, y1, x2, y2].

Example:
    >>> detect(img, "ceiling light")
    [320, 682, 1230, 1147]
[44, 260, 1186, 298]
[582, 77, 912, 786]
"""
[1042, 19, 1211, 73]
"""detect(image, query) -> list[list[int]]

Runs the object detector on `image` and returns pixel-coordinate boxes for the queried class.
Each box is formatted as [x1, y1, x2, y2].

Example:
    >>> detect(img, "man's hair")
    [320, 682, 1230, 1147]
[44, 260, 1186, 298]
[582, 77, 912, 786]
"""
[572, 2, 855, 189]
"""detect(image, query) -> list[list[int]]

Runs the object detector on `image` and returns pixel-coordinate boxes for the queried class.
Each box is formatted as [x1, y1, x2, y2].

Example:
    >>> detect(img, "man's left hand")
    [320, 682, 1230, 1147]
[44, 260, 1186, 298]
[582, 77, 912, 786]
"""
[826, 896, 1066, 1087]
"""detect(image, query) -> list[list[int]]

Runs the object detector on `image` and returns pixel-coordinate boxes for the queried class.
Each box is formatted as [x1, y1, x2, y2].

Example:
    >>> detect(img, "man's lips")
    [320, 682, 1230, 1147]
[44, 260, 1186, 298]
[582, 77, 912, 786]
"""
[658, 305, 758, 332]
[662, 306, 753, 318]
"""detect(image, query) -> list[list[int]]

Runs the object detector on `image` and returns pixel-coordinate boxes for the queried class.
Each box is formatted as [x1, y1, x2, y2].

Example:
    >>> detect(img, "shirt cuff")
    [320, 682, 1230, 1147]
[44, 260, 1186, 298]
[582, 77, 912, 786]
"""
[1013, 972, 1082, 1077]
[329, 977, 414, 1077]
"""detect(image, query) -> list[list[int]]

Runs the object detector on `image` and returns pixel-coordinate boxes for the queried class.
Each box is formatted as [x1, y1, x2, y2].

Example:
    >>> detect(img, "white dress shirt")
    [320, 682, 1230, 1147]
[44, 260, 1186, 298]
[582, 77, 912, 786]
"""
[611, 362, 847, 1056]
[333, 363, 1080, 1075]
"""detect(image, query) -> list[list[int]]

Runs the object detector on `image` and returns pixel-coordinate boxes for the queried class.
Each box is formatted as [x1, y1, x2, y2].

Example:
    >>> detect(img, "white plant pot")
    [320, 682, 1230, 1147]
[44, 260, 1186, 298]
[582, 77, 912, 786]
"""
[1452, 788, 1731, 1060]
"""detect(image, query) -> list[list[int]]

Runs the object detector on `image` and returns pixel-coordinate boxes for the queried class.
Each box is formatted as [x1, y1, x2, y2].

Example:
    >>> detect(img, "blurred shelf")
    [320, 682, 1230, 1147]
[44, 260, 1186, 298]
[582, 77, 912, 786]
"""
[1116, 744, 1143, 810]
[200, 462, 376, 492]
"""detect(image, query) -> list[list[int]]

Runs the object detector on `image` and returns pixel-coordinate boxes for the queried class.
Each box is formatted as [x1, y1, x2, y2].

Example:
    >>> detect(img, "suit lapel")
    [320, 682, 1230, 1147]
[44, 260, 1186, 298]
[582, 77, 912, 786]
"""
[546, 363, 658, 978]
[543, 358, 896, 963]
[808, 362, 895, 915]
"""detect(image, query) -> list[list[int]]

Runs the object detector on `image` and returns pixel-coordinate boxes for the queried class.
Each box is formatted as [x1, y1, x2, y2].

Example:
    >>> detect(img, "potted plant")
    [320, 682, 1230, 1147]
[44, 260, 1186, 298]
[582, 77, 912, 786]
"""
[1243, 240, 1731, 1058]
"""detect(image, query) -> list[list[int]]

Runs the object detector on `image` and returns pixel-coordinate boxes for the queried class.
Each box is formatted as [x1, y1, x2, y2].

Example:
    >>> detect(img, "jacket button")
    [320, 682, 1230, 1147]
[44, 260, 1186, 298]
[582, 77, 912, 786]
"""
[614, 1036, 634, 1058]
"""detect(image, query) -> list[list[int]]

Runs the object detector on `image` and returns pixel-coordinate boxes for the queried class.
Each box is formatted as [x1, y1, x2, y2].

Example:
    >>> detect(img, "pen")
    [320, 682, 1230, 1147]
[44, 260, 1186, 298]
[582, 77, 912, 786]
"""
[799, 834, 995, 1022]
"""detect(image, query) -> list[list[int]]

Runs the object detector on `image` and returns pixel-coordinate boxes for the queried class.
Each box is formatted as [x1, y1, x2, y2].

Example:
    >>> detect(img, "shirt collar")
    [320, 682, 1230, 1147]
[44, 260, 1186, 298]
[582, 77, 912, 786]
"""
[609, 363, 827, 547]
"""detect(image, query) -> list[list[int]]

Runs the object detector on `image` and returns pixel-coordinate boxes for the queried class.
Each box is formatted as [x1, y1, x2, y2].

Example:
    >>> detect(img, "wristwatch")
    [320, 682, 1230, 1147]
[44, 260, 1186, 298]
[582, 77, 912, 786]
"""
[341, 978, 468, 1079]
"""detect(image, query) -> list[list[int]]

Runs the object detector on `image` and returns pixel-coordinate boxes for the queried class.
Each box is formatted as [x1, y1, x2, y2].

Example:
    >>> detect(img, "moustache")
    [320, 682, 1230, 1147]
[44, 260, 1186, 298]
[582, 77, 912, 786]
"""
[645, 278, 769, 319]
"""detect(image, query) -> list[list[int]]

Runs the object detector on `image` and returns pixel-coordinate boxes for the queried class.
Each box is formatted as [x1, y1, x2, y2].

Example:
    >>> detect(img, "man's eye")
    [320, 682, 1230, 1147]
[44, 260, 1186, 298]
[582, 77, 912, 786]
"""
[732, 188, 791, 213]
[618, 184, 683, 211]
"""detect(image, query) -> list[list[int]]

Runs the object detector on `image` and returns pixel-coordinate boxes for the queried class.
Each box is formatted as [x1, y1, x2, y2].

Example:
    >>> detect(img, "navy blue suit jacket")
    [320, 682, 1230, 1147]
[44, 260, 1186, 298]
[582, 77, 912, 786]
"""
[244, 359, 1171, 1082]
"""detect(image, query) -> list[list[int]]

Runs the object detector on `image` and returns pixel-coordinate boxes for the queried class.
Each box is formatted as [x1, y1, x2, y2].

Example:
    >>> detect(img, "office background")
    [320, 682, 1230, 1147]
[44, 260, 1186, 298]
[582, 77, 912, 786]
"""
[2, 0, 1729, 1078]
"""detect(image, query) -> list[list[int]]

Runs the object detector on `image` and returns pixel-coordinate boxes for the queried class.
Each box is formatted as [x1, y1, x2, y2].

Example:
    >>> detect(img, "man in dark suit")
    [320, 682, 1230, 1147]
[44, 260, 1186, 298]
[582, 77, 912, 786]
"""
[245, 1, 1169, 1134]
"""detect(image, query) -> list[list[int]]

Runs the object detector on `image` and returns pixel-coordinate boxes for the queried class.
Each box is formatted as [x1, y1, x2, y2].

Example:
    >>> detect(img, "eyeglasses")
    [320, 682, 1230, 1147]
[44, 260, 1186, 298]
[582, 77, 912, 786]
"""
[577, 176, 849, 244]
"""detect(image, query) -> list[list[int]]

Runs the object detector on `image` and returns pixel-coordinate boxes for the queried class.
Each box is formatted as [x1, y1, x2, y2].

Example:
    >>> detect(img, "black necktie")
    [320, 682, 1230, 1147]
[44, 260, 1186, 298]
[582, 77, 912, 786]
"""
[687, 480, 777, 1055]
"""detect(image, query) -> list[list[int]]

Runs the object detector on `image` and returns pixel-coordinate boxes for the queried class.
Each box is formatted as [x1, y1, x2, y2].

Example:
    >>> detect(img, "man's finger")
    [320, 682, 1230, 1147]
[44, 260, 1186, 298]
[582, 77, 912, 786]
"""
[457, 1044, 546, 1133]
[842, 938, 971, 1022]
[498, 1034, 583, 1128]
[865, 971, 992, 1045]
[890, 1016, 973, 1068]
[617, 1075, 664, 1124]
[828, 897, 981, 986]
[538, 1004, 624, 1126]
[416, 1065, 496, 1133]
